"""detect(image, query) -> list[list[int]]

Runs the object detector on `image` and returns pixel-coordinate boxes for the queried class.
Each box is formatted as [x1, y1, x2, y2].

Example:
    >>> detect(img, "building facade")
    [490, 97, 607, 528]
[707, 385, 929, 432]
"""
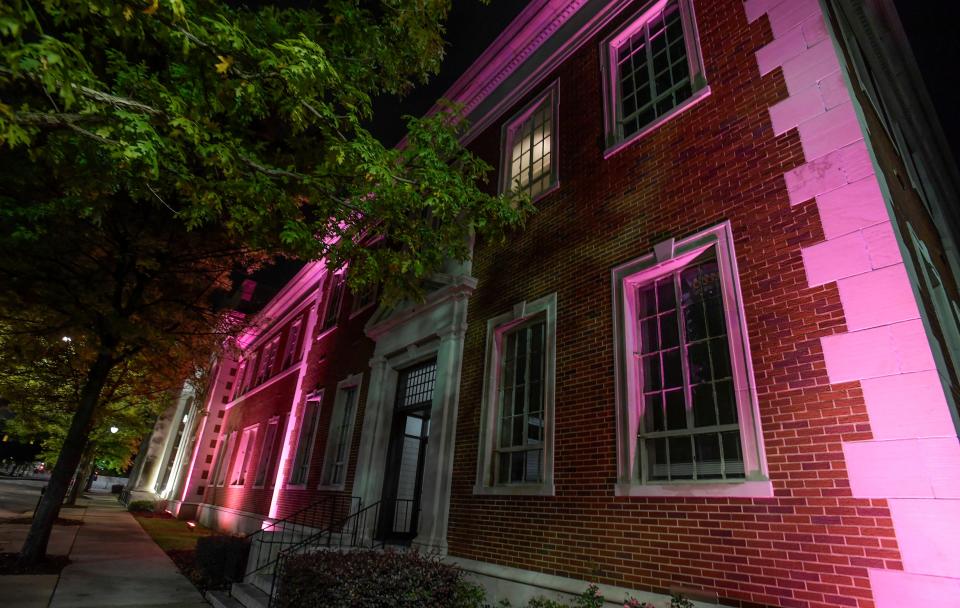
[129, 1, 960, 606]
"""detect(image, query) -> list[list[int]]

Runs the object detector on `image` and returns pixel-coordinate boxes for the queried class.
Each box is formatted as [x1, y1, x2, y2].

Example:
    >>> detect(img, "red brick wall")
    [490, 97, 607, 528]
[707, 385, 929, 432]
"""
[447, 1, 901, 607]
[204, 289, 377, 521]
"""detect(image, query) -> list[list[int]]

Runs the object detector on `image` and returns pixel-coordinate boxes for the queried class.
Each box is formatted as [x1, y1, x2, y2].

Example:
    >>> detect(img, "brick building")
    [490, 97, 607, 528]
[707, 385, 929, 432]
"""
[130, 1, 960, 606]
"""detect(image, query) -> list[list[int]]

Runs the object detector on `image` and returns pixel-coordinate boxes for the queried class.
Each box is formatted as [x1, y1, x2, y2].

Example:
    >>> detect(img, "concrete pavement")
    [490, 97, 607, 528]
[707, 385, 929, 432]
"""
[1, 491, 208, 608]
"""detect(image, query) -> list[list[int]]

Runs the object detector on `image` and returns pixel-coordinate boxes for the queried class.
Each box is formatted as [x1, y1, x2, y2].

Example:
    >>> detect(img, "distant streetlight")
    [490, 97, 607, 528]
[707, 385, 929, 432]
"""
[109, 426, 119, 434]
[61, 336, 72, 343]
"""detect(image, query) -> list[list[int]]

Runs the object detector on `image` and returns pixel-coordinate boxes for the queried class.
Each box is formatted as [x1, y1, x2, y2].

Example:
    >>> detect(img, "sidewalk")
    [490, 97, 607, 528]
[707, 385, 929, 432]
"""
[7, 493, 209, 608]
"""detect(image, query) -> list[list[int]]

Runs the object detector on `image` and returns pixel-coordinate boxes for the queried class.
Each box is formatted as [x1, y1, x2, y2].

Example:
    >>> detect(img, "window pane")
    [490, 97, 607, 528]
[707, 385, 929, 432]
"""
[665, 389, 686, 431]
[656, 279, 675, 311]
[639, 285, 656, 317]
[645, 393, 665, 432]
[526, 450, 542, 482]
[722, 431, 745, 478]
[648, 437, 669, 481]
[715, 380, 737, 425]
[692, 384, 716, 427]
[687, 341, 710, 384]
[668, 436, 694, 479]
[641, 317, 659, 353]
[662, 348, 683, 388]
[695, 434, 723, 479]
[641, 354, 661, 391]
[709, 336, 732, 380]
[660, 312, 679, 349]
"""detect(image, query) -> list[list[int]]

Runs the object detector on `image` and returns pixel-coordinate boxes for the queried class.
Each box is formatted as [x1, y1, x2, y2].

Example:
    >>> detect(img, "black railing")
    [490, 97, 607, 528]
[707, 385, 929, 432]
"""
[244, 494, 361, 578]
[267, 498, 418, 607]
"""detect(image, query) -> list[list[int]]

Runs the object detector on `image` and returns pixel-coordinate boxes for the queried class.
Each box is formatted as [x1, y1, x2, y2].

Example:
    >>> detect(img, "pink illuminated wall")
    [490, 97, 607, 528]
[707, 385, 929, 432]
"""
[744, 0, 960, 605]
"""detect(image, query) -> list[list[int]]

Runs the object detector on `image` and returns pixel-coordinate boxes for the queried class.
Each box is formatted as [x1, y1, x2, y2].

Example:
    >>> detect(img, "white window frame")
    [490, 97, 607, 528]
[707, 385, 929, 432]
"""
[288, 394, 323, 487]
[611, 222, 771, 497]
[252, 417, 281, 488]
[474, 292, 557, 496]
[600, 0, 710, 157]
[349, 282, 378, 318]
[281, 317, 304, 370]
[498, 80, 560, 201]
[230, 425, 258, 487]
[214, 431, 237, 487]
[319, 272, 346, 334]
[319, 373, 363, 490]
[256, 336, 280, 386]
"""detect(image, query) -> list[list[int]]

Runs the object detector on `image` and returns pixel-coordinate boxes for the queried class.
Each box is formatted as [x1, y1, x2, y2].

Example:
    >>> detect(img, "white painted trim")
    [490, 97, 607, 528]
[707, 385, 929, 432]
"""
[599, 0, 709, 153]
[317, 372, 364, 490]
[611, 221, 768, 493]
[474, 292, 558, 497]
[498, 80, 561, 198]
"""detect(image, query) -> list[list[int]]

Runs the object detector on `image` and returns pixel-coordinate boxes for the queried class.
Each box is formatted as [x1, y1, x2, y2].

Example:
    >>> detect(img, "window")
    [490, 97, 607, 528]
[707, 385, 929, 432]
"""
[254, 337, 280, 386]
[350, 282, 378, 315]
[230, 426, 257, 486]
[281, 317, 304, 369]
[475, 293, 557, 496]
[289, 396, 322, 485]
[232, 361, 246, 400]
[240, 351, 258, 394]
[500, 82, 558, 199]
[611, 222, 770, 496]
[320, 274, 346, 332]
[320, 377, 362, 488]
[601, 0, 708, 151]
[253, 418, 280, 487]
[214, 432, 237, 487]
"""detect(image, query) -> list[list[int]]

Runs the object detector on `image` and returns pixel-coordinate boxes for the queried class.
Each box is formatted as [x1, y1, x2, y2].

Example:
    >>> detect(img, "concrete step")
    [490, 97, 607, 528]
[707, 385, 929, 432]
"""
[232, 581, 271, 608]
[206, 590, 244, 608]
[244, 570, 275, 595]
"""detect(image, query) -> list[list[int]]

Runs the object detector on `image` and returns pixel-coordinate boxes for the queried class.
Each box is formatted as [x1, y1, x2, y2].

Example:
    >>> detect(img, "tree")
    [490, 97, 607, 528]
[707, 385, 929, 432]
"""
[0, 0, 531, 565]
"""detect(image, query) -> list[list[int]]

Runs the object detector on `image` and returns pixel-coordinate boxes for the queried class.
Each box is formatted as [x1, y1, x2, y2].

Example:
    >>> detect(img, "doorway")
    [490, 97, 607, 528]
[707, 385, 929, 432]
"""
[379, 359, 437, 543]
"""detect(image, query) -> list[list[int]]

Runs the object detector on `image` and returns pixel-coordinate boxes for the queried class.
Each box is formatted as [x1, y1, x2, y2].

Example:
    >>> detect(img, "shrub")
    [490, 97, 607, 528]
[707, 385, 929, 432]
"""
[275, 549, 484, 608]
[110, 484, 124, 494]
[127, 500, 156, 513]
[195, 535, 251, 590]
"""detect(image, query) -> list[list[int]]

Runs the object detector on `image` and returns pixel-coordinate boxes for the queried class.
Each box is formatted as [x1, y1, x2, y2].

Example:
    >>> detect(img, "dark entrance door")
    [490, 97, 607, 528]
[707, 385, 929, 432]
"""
[379, 359, 437, 543]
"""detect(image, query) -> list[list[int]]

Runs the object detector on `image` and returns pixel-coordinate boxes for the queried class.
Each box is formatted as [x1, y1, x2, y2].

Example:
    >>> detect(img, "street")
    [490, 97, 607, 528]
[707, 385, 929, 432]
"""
[0, 478, 45, 519]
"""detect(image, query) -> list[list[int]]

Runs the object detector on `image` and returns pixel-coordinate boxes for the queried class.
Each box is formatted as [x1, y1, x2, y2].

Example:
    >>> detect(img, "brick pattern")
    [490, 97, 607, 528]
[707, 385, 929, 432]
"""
[200, 286, 376, 521]
[445, 1, 905, 607]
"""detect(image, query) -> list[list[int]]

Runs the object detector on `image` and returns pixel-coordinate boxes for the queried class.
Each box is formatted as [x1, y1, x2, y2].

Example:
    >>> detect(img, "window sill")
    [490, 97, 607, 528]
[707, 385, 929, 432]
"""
[603, 86, 712, 160]
[284, 483, 308, 490]
[316, 483, 345, 492]
[473, 482, 555, 497]
[615, 479, 774, 498]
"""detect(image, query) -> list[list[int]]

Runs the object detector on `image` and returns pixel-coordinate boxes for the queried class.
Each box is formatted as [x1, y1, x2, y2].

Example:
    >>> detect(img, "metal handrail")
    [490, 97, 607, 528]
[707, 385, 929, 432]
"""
[266, 498, 418, 608]
[244, 494, 360, 577]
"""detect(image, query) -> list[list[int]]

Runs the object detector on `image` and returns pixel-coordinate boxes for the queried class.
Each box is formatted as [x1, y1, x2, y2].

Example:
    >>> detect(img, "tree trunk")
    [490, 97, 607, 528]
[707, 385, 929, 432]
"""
[18, 352, 115, 566]
[64, 450, 95, 506]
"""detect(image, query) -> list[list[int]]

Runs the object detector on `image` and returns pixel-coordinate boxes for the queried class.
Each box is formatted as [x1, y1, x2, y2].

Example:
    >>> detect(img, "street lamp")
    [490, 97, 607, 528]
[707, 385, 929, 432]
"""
[109, 426, 119, 434]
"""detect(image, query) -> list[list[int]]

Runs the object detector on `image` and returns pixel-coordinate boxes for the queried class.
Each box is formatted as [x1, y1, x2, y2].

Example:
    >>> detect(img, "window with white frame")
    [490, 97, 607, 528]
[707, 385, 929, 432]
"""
[253, 418, 280, 487]
[601, 0, 707, 149]
[612, 223, 769, 496]
[350, 282, 378, 315]
[256, 337, 280, 386]
[320, 274, 346, 332]
[281, 317, 304, 369]
[320, 378, 361, 488]
[475, 293, 557, 495]
[240, 351, 258, 394]
[232, 361, 246, 400]
[500, 83, 558, 199]
[214, 432, 237, 487]
[289, 397, 322, 485]
[230, 426, 257, 486]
